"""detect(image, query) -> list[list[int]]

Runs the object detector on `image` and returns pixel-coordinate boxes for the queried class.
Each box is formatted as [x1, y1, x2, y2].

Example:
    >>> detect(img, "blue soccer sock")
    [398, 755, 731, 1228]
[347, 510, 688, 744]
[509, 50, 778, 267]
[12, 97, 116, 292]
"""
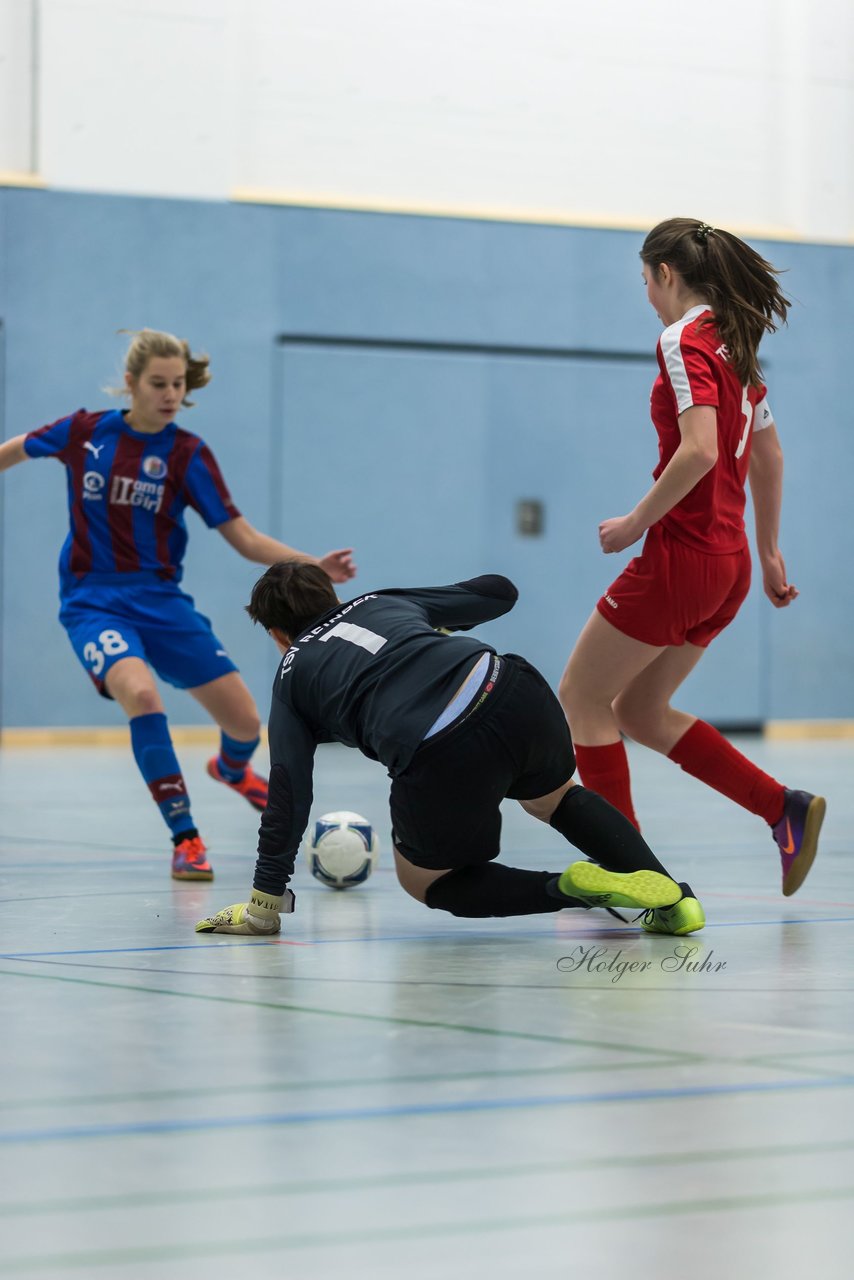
[215, 731, 260, 782]
[130, 712, 196, 840]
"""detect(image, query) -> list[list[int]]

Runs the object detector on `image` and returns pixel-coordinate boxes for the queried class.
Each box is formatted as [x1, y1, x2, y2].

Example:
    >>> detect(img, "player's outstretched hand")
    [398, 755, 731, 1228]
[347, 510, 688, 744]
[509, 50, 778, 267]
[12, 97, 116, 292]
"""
[195, 888, 294, 935]
[318, 548, 357, 582]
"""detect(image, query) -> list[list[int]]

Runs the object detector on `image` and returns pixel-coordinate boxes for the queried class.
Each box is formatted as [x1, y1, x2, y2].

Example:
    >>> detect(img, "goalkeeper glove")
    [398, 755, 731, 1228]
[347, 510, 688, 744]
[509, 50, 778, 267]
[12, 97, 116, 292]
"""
[195, 887, 294, 935]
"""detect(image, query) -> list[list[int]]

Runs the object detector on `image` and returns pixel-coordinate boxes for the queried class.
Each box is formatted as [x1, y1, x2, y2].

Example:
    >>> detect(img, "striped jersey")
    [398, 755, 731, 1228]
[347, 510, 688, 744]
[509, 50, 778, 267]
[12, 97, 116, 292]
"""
[652, 304, 774, 553]
[24, 409, 240, 591]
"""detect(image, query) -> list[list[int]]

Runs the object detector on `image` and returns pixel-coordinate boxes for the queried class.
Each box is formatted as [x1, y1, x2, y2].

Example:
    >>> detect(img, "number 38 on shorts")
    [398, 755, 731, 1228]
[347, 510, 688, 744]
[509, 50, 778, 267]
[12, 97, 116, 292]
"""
[83, 629, 131, 675]
[60, 587, 239, 692]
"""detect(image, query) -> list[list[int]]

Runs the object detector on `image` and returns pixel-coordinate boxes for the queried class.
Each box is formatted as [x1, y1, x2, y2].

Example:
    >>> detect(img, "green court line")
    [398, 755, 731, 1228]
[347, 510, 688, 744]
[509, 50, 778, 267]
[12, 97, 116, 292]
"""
[0, 965, 702, 1058]
[2, 1186, 852, 1272]
[748, 1059, 854, 1079]
[743, 1048, 854, 1076]
[751, 1048, 854, 1057]
[0, 1057, 687, 1113]
[9, 964, 852, 1091]
[2, 1139, 853, 1219]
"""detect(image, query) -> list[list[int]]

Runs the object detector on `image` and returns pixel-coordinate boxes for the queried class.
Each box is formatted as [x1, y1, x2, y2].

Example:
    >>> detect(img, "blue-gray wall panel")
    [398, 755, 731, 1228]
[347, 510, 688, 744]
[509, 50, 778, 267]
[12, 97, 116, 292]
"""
[275, 211, 653, 351]
[274, 345, 488, 586]
[746, 244, 854, 718]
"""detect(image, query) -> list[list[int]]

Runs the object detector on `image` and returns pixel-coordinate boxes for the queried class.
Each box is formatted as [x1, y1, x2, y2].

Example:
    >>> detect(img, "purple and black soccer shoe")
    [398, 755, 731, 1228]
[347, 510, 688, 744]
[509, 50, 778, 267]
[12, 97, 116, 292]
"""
[772, 788, 826, 896]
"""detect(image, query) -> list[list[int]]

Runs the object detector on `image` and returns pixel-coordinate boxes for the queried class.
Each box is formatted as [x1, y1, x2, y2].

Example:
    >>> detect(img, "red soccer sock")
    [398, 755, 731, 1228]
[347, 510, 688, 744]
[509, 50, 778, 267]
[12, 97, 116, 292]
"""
[668, 719, 785, 824]
[573, 740, 640, 830]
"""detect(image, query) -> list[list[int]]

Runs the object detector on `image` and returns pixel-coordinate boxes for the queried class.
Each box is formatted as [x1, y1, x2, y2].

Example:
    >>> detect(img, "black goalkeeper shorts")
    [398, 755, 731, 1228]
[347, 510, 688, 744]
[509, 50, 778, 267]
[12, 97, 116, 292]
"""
[389, 653, 575, 870]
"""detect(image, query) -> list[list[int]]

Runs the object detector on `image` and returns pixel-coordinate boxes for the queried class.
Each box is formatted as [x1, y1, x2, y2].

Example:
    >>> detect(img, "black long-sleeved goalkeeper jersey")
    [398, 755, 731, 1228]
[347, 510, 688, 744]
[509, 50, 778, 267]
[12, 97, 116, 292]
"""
[255, 575, 518, 891]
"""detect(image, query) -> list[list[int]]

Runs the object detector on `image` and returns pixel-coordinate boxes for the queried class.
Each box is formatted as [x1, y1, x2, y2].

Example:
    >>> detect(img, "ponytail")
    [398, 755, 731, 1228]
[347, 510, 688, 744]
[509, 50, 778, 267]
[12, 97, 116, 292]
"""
[641, 219, 790, 386]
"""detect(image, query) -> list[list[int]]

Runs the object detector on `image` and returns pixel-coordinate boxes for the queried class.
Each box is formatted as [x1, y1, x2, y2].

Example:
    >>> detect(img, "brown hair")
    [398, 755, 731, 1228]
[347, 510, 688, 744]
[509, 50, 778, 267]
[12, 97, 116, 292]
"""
[641, 219, 790, 386]
[246, 562, 339, 639]
[109, 329, 211, 406]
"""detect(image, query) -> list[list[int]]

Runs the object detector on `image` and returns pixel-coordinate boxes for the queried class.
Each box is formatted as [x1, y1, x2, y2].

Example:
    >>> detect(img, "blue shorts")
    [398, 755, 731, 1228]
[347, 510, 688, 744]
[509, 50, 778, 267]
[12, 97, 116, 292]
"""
[59, 577, 239, 698]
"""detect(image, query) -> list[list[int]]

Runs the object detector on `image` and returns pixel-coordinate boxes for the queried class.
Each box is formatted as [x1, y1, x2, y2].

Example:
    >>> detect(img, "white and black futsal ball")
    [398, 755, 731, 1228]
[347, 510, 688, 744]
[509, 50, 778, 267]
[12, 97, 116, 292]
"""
[305, 811, 379, 889]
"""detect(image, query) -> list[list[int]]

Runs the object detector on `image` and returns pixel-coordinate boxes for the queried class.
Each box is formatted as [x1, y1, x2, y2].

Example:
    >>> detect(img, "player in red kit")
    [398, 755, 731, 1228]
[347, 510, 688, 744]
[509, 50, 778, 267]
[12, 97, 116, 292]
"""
[560, 219, 825, 934]
[0, 329, 356, 880]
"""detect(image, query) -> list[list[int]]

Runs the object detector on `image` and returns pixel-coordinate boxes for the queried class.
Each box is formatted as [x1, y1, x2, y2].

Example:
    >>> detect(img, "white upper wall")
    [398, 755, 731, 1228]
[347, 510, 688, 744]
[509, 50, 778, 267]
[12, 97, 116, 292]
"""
[1, 0, 852, 240]
[0, 0, 35, 175]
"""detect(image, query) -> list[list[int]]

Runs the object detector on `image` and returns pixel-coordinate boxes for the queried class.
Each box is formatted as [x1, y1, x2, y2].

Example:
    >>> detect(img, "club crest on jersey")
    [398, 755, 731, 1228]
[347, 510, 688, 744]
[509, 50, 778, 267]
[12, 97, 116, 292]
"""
[82, 472, 105, 500]
[142, 455, 168, 480]
[111, 474, 165, 513]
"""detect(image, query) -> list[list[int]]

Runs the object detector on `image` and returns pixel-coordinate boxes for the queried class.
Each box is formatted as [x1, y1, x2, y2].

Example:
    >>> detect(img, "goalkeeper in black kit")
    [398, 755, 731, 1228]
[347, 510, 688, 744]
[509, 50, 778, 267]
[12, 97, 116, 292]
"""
[196, 564, 702, 938]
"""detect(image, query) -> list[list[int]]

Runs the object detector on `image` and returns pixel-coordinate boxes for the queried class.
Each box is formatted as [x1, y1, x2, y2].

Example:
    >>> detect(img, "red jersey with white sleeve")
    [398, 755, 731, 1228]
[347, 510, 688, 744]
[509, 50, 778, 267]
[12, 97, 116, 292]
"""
[652, 304, 774, 553]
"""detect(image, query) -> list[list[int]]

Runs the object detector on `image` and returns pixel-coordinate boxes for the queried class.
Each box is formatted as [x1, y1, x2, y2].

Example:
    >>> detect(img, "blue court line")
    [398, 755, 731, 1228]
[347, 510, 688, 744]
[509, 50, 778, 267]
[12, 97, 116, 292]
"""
[703, 916, 854, 928]
[0, 942, 298, 959]
[1, 913, 852, 960]
[1, 1076, 852, 1145]
[0, 927, 611, 958]
[312, 916, 854, 939]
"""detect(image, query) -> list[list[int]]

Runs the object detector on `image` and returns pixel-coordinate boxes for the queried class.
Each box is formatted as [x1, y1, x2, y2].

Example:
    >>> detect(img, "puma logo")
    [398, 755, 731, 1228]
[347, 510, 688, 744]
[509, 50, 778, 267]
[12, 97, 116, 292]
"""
[159, 781, 185, 793]
[83, 441, 104, 459]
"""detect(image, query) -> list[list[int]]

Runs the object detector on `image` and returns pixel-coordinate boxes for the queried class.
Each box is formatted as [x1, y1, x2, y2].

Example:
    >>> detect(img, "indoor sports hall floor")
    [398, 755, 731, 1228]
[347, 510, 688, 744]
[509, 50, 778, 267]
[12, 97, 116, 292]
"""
[1, 735, 853, 1279]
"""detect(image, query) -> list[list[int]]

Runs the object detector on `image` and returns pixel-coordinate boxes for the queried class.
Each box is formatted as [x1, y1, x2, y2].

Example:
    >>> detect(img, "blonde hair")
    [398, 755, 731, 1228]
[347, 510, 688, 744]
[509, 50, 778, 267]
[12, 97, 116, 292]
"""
[108, 329, 211, 406]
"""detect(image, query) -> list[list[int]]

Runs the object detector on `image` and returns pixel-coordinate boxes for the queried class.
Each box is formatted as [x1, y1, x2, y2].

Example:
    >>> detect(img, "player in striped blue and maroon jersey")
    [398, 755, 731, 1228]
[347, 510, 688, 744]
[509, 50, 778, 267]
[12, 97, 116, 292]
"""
[0, 329, 356, 881]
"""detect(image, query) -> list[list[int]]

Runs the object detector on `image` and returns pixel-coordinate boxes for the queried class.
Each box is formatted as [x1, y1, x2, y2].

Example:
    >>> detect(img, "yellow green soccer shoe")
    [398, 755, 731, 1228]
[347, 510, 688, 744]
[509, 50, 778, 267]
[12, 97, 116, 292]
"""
[557, 862, 682, 910]
[640, 883, 706, 936]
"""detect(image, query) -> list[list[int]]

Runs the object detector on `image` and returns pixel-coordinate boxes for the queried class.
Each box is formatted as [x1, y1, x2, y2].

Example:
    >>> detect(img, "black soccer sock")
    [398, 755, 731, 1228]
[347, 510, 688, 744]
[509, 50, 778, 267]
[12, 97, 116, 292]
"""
[172, 827, 200, 846]
[425, 865, 568, 917]
[549, 785, 672, 876]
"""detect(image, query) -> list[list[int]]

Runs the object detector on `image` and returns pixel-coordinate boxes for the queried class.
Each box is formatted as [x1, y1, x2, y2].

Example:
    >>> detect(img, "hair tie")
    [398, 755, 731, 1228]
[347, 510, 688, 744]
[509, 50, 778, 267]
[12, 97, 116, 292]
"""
[696, 223, 715, 244]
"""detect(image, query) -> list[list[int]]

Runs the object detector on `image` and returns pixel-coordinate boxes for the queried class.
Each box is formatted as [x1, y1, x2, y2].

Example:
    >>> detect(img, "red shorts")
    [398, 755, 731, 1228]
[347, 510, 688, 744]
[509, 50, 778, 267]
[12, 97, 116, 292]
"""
[596, 524, 751, 648]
